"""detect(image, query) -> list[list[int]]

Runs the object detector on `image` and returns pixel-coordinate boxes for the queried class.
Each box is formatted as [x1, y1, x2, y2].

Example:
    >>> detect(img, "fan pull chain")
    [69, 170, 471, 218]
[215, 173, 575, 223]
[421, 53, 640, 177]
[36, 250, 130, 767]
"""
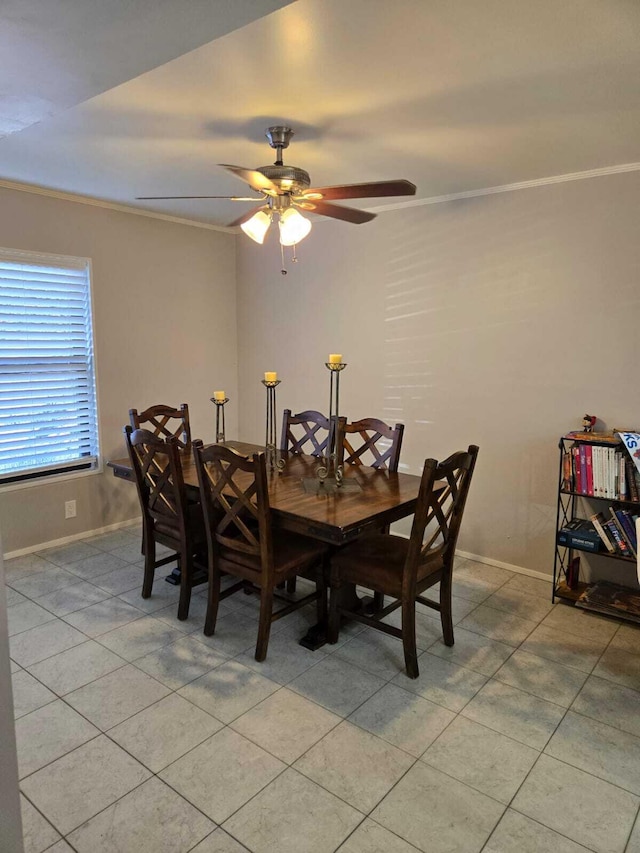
[280, 242, 287, 275]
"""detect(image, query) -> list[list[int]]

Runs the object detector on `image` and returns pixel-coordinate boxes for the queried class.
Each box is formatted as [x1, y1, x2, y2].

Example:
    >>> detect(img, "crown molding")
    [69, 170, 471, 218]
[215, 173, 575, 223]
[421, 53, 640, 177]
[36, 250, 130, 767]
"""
[367, 161, 640, 213]
[0, 178, 235, 233]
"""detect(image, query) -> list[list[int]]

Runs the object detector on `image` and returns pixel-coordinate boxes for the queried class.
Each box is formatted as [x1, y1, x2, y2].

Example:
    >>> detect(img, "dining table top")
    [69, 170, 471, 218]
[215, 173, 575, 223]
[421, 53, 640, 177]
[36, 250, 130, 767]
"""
[108, 440, 425, 545]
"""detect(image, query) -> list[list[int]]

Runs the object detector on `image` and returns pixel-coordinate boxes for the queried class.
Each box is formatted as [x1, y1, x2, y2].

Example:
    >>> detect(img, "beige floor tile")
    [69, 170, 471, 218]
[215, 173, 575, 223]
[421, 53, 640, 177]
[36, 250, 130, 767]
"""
[27, 640, 126, 695]
[628, 811, 640, 853]
[609, 623, 640, 655]
[546, 710, 640, 795]
[500, 575, 554, 599]
[135, 634, 228, 689]
[20, 794, 61, 853]
[15, 700, 99, 778]
[372, 761, 504, 853]
[593, 646, 640, 692]
[179, 659, 280, 723]
[426, 627, 515, 676]
[63, 551, 129, 580]
[190, 829, 251, 852]
[417, 592, 479, 626]
[540, 604, 619, 642]
[392, 653, 487, 712]
[223, 768, 362, 853]
[109, 693, 222, 772]
[337, 819, 420, 852]
[484, 809, 592, 852]
[493, 649, 588, 706]
[483, 586, 554, 623]
[512, 754, 639, 853]
[236, 628, 329, 684]
[21, 735, 151, 834]
[62, 597, 144, 637]
[197, 609, 265, 657]
[67, 777, 214, 853]
[109, 540, 156, 563]
[295, 720, 414, 812]
[422, 716, 538, 803]
[120, 579, 188, 617]
[289, 655, 387, 716]
[458, 604, 538, 646]
[33, 581, 111, 616]
[461, 680, 565, 749]
[40, 541, 102, 568]
[4, 553, 53, 580]
[65, 664, 171, 730]
[7, 600, 56, 635]
[12, 670, 57, 718]
[96, 614, 182, 661]
[334, 631, 411, 680]
[231, 686, 340, 764]
[5, 587, 28, 607]
[451, 563, 514, 603]
[379, 609, 443, 651]
[160, 727, 285, 823]
[520, 624, 607, 672]
[9, 620, 86, 667]
[92, 563, 145, 595]
[9, 567, 80, 599]
[348, 683, 455, 757]
[84, 529, 140, 552]
[43, 840, 74, 851]
[572, 675, 640, 738]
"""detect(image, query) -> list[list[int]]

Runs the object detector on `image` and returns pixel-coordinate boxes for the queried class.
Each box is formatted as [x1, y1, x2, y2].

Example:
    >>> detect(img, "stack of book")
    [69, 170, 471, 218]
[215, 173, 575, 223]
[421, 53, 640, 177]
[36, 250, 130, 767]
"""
[561, 434, 640, 500]
[576, 581, 640, 624]
[590, 509, 638, 558]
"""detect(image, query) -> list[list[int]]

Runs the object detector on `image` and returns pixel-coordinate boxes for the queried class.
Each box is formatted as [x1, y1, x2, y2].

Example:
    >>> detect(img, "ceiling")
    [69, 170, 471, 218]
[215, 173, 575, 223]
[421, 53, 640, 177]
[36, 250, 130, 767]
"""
[1, 0, 639, 228]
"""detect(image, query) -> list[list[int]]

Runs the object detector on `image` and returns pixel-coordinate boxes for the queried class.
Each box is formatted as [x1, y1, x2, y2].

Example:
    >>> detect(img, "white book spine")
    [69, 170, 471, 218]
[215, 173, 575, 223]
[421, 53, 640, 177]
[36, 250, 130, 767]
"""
[593, 446, 600, 498]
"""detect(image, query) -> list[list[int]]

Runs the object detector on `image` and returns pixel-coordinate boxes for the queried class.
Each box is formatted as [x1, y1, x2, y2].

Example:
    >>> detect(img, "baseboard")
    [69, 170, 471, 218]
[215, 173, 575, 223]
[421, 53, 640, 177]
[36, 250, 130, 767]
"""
[456, 549, 552, 583]
[3, 517, 142, 561]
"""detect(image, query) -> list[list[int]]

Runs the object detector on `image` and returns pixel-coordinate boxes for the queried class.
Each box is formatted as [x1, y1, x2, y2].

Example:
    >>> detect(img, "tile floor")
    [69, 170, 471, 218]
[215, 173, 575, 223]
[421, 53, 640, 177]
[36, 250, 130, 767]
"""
[5, 526, 640, 853]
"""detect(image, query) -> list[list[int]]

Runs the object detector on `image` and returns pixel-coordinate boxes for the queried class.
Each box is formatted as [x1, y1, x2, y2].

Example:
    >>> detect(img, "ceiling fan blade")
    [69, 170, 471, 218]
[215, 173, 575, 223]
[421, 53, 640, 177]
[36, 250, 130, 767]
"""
[218, 164, 279, 195]
[136, 195, 263, 201]
[299, 179, 416, 201]
[301, 200, 376, 224]
[226, 205, 268, 228]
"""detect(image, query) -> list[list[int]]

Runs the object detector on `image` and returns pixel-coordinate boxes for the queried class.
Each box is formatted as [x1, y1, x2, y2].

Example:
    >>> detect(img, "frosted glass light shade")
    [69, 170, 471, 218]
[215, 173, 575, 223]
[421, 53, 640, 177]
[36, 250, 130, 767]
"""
[241, 210, 271, 244]
[279, 208, 312, 246]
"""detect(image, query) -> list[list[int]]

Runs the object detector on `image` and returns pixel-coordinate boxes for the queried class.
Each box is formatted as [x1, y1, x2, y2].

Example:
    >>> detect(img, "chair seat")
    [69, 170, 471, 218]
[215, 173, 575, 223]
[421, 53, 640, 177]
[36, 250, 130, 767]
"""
[220, 530, 327, 580]
[332, 533, 443, 596]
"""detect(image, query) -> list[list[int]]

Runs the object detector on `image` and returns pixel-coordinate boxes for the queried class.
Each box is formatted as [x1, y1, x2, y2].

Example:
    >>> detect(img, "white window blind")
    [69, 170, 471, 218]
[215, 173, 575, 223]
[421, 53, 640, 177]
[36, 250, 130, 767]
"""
[0, 247, 99, 484]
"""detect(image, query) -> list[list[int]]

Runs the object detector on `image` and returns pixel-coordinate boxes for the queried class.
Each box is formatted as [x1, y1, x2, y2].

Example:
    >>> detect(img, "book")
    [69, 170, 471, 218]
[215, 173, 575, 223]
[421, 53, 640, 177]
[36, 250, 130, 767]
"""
[585, 444, 594, 496]
[626, 457, 639, 501]
[605, 517, 629, 555]
[564, 432, 620, 444]
[579, 446, 587, 496]
[590, 512, 616, 553]
[562, 450, 572, 492]
[619, 451, 627, 500]
[592, 445, 600, 498]
[573, 445, 582, 493]
[608, 509, 631, 555]
[576, 581, 640, 624]
[617, 509, 638, 554]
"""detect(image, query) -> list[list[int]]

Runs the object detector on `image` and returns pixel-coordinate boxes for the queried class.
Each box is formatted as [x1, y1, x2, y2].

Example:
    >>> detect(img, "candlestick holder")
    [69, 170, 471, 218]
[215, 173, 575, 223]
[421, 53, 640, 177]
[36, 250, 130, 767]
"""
[262, 379, 285, 472]
[316, 361, 347, 488]
[210, 396, 229, 443]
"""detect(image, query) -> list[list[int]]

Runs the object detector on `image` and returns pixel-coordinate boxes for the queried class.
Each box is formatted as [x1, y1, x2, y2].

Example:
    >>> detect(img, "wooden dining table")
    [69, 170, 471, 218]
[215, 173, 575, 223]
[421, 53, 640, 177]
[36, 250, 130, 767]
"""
[108, 440, 425, 647]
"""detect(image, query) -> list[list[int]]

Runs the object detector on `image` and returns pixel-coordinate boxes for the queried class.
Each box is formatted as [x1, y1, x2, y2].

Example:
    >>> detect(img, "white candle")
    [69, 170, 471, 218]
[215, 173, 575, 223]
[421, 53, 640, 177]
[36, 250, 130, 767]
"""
[328, 354, 343, 364]
[213, 391, 225, 401]
[264, 372, 277, 382]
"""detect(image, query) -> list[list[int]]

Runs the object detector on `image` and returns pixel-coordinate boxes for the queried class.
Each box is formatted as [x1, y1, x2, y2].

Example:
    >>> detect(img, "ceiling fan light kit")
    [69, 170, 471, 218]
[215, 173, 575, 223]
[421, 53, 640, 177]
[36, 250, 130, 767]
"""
[137, 125, 417, 271]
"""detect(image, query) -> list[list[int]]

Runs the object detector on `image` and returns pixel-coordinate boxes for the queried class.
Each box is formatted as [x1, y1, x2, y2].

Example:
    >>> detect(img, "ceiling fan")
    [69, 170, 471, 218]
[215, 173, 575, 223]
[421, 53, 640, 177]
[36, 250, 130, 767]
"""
[137, 126, 416, 271]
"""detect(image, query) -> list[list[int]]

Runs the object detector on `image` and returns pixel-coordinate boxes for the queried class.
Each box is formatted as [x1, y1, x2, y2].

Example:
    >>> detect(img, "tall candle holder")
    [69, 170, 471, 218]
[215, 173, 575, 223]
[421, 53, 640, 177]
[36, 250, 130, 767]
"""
[262, 379, 285, 472]
[210, 396, 229, 443]
[316, 361, 347, 488]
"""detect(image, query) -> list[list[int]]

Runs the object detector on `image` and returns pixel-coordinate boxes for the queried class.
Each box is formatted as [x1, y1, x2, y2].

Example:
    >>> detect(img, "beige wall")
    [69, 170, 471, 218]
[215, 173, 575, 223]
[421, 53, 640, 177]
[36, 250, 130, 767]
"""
[0, 186, 237, 553]
[236, 171, 640, 578]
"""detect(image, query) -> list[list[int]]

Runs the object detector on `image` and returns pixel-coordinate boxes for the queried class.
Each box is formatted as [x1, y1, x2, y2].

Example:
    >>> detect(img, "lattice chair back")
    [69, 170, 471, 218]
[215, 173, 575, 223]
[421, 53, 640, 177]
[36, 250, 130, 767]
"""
[406, 445, 479, 577]
[129, 403, 191, 450]
[193, 442, 273, 580]
[124, 426, 188, 537]
[341, 418, 405, 471]
[280, 409, 334, 457]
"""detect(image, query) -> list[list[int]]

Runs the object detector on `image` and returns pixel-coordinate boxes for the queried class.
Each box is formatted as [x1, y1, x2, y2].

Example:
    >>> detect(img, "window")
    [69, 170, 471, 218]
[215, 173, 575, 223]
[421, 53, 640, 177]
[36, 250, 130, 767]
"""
[0, 247, 99, 485]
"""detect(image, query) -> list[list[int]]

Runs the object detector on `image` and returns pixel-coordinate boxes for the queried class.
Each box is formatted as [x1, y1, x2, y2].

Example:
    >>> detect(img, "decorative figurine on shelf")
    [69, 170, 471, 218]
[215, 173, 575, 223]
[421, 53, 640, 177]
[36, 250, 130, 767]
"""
[582, 414, 597, 433]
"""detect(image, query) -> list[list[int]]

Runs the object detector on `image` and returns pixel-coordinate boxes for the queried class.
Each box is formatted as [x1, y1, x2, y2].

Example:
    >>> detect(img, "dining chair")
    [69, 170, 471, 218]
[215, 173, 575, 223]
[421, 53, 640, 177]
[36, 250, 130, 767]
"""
[328, 445, 479, 678]
[280, 409, 336, 457]
[339, 417, 404, 472]
[129, 403, 191, 450]
[192, 440, 329, 662]
[124, 426, 206, 620]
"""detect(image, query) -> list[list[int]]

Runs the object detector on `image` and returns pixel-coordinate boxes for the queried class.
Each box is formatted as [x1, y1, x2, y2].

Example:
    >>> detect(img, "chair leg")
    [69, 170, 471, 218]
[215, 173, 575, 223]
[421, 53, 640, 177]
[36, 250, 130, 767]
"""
[328, 579, 341, 644]
[255, 586, 274, 662]
[401, 596, 419, 679]
[177, 554, 192, 621]
[204, 567, 221, 636]
[440, 570, 454, 647]
[141, 534, 155, 599]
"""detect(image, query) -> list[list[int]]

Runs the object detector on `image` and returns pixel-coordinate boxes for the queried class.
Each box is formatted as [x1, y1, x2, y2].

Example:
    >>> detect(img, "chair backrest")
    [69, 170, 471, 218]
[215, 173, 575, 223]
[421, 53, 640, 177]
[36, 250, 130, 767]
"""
[280, 409, 334, 457]
[405, 445, 479, 581]
[124, 425, 189, 543]
[129, 403, 191, 450]
[340, 418, 404, 472]
[192, 440, 273, 581]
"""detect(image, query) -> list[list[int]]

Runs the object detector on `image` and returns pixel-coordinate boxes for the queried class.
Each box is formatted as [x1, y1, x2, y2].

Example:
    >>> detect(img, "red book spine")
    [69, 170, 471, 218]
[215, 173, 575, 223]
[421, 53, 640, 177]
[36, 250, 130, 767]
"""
[579, 445, 587, 494]
[585, 445, 594, 496]
[573, 446, 582, 493]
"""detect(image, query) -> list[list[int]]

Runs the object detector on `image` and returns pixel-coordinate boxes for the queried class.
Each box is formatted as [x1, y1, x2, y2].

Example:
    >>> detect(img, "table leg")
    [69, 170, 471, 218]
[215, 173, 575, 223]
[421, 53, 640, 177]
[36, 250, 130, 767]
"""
[298, 584, 365, 650]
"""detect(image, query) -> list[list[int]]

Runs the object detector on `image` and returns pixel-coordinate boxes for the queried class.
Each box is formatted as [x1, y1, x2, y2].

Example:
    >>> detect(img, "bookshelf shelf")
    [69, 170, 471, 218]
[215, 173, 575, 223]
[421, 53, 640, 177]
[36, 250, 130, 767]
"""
[553, 434, 640, 624]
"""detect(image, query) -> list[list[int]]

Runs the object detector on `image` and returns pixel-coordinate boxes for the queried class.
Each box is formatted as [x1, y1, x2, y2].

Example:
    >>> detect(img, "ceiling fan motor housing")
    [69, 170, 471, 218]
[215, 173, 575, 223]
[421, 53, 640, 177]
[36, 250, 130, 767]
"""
[256, 164, 311, 193]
